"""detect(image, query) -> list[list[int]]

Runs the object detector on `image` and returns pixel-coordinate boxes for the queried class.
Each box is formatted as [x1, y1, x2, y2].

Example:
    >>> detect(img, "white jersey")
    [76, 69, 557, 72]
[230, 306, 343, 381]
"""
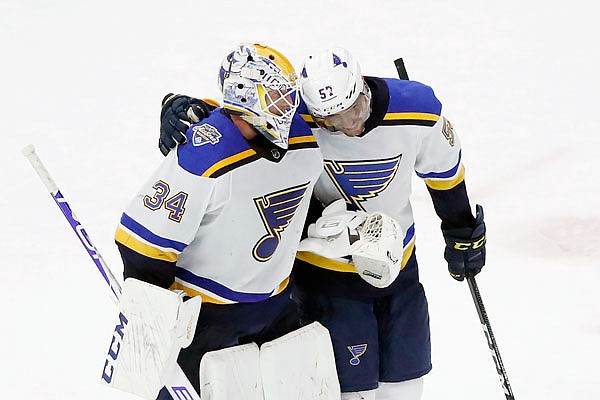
[116, 110, 323, 304]
[296, 77, 464, 275]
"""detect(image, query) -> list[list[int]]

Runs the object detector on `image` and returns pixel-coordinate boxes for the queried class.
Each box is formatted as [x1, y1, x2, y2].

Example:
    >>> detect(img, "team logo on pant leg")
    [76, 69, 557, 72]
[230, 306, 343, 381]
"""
[323, 155, 401, 211]
[252, 182, 310, 262]
[347, 343, 368, 366]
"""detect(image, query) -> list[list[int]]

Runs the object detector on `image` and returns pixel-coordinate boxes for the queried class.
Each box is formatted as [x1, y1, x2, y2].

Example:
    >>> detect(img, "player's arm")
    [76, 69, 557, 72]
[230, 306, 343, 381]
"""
[117, 242, 176, 288]
[159, 94, 219, 155]
[416, 115, 486, 281]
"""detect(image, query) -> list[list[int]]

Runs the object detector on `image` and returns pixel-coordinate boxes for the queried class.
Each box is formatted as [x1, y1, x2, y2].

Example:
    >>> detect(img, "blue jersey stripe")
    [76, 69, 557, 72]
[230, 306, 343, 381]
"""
[403, 223, 415, 247]
[416, 151, 462, 179]
[120, 213, 187, 252]
[176, 267, 275, 303]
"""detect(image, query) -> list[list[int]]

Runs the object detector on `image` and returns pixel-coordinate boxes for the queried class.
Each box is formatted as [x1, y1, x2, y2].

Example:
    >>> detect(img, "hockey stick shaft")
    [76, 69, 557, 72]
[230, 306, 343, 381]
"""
[394, 58, 409, 80]
[21, 144, 121, 302]
[21, 144, 201, 400]
[467, 275, 515, 400]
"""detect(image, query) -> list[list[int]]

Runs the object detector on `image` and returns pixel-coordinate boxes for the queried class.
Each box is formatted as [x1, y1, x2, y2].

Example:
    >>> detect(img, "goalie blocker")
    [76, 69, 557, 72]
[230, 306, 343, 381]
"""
[298, 199, 405, 288]
[101, 278, 201, 399]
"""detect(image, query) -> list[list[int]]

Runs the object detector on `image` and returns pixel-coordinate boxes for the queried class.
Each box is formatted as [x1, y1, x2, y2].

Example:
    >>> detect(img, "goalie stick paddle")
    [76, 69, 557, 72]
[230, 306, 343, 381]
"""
[21, 144, 201, 400]
[467, 275, 516, 400]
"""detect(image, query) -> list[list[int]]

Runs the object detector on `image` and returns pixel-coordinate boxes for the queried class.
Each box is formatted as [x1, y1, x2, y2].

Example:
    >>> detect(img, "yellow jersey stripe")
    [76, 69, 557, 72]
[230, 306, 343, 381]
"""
[383, 112, 440, 122]
[300, 113, 314, 123]
[169, 278, 291, 305]
[169, 282, 230, 304]
[296, 242, 415, 274]
[115, 227, 178, 262]
[202, 149, 257, 177]
[289, 135, 317, 145]
[425, 165, 465, 190]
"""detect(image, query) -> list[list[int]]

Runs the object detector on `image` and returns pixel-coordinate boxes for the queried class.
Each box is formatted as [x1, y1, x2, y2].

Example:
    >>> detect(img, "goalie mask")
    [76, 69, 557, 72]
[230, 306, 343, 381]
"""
[218, 43, 300, 149]
[299, 47, 372, 136]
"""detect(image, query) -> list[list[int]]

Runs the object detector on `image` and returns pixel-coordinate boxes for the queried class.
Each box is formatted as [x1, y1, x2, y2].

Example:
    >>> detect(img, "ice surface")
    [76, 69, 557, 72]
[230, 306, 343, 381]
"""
[2, 1, 599, 399]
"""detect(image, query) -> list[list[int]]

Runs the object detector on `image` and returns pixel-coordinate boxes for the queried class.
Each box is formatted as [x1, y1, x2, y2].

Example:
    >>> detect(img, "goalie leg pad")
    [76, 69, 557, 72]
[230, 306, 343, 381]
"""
[376, 378, 424, 400]
[199, 343, 263, 400]
[340, 389, 377, 400]
[260, 322, 341, 400]
[100, 278, 201, 399]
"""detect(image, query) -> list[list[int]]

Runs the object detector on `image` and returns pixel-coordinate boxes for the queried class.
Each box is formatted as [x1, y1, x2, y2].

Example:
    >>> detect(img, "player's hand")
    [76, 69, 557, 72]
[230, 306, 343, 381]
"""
[159, 94, 214, 156]
[442, 204, 486, 281]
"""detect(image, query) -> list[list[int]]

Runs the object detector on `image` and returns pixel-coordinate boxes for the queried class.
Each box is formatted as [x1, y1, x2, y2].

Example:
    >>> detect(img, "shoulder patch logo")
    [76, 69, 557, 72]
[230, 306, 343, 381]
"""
[192, 124, 222, 146]
[323, 155, 402, 211]
[347, 344, 368, 366]
[252, 182, 310, 262]
[441, 117, 455, 146]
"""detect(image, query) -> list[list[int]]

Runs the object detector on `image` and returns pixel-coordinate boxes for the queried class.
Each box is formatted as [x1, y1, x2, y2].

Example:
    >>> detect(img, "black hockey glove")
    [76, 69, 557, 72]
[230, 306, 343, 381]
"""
[159, 93, 214, 156]
[442, 204, 486, 281]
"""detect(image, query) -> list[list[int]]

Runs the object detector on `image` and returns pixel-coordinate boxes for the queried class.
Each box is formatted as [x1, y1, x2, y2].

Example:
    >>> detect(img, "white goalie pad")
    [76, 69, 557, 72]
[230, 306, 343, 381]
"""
[198, 322, 339, 400]
[199, 343, 263, 400]
[297, 198, 367, 258]
[260, 322, 340, 400]
[100, 278, 201, 399]
[352, 212, 404, 288]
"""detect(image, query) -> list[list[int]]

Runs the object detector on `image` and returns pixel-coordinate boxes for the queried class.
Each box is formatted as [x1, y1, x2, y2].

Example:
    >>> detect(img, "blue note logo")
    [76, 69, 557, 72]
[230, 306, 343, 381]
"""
[192, 124, 221, 146]
[347, 343, 368, 366]
[101, 312, 129, 383]
[323, 155, 402, 211]
[252, 182, 310, 262]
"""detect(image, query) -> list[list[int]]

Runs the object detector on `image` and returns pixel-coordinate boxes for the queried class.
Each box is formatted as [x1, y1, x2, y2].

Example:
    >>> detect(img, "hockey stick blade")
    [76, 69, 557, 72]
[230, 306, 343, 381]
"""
[22, 144, 201, 400]
[467, 275, 515, 400]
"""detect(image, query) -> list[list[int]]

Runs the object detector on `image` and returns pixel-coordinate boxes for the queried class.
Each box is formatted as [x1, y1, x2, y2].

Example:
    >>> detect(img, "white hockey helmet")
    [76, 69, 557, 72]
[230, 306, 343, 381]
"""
[300, 47, 371, 134]
[218, 43, 300, 149]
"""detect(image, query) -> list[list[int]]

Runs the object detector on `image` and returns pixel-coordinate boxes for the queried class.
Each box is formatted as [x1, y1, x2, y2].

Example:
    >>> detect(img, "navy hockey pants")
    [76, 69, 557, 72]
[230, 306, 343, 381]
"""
[292, 256, 432, 393]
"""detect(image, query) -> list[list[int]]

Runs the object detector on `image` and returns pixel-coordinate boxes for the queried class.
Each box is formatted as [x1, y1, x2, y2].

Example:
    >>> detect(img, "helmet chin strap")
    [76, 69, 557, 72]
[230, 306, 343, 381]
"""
[241, 115, 268, 126]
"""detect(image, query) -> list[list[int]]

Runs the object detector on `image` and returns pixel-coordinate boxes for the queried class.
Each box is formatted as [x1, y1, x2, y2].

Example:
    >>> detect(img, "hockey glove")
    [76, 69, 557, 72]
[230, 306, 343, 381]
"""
[442, 204, 486, 281]
[159, 93, 215, 156]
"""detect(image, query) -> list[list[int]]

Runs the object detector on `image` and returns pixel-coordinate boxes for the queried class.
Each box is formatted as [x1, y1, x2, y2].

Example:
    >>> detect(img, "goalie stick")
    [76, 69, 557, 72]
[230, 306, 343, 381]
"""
[21, 144, 201, 400]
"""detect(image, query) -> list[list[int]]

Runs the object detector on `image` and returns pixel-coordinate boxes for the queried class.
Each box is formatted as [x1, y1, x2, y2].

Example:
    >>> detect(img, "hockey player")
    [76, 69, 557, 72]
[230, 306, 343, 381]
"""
[115, 43, 323, 398]
[157, 47, 487, 400]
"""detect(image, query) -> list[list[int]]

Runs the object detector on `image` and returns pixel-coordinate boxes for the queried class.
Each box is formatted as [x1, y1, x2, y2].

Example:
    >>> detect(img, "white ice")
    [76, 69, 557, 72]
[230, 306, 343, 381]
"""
[2, 1, 599, 399]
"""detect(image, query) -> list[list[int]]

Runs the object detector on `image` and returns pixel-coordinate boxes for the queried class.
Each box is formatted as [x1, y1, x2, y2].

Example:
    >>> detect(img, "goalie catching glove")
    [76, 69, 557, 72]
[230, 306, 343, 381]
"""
[298, 199, 405, 288]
